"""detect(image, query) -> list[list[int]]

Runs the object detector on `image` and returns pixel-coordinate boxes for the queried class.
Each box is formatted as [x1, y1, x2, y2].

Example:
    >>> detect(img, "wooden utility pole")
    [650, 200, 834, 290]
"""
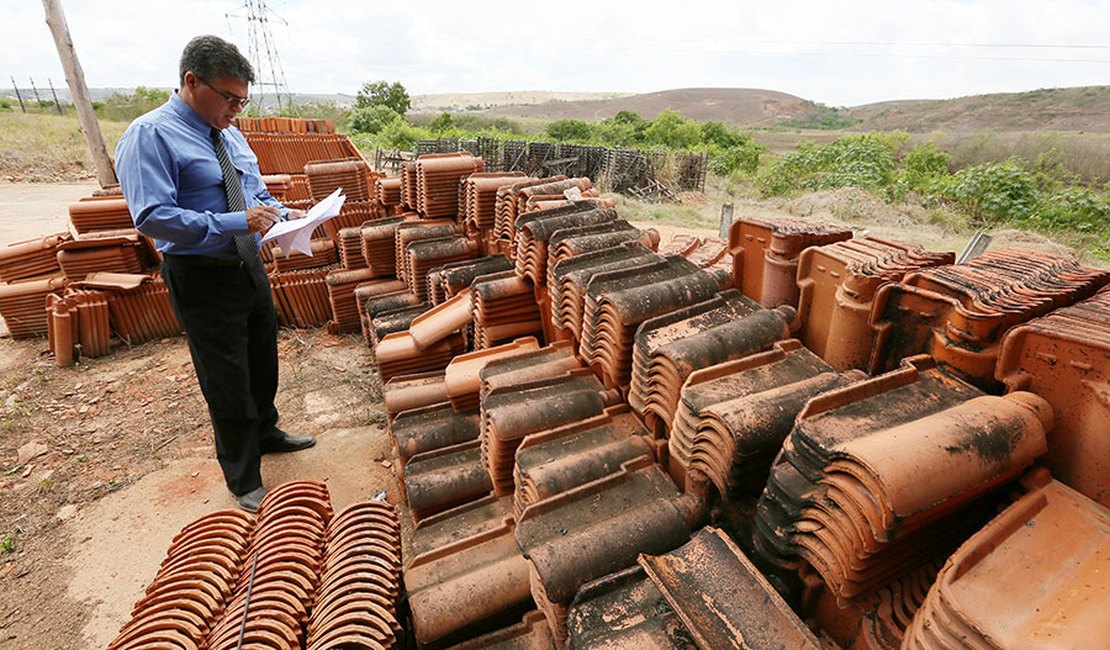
[9, 76, 26, 112]
[41, 0, 117, 187]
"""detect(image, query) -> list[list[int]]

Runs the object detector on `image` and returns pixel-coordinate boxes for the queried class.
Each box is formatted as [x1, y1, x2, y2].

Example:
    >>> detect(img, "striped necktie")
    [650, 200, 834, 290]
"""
[210, 127, 263, 268]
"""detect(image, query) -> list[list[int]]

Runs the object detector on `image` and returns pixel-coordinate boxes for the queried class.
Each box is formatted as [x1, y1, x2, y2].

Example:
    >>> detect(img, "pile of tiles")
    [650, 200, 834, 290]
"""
[728, 215, 853, 308]
[0, 275, 67, 338]
[628, 289, 794, 435]
[375, 177, 402, 208]
[324, 267, 379, 334]
[471, 270, 544, 349]
[996, 285, 1110, 507]
[67, 197, 135, 234]
[305, 158, 379, 203]
[105, 509, 254, 650]
[676, 340, 862, 497]
[56, 233, 154, 280]
[794, 236, 955, 371]
[270, 266, 335, 328]
[513, 202, 620, 285]
[753, 357, 1052, 603]
[549, 243, 659, 344]
[0, 232, 70, 282]
[460, 171, 528, 233]
[235, 116, 335, 134]
[271, 239, 338, 272]
[305, 499, 403, 650]
[903, 475, 1110, 649]
[46, 289, 111, 366]
[414, 151, 484, 218]
[493, 176, 591, 246]
[242, 132, 361, 175]
[579, 253, 723, 389]
[869, 248, 1110, 388]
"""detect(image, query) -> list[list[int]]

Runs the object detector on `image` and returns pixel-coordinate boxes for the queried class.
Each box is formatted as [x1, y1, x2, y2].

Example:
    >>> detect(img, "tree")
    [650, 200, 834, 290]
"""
[356, 80, 411, 116]
[546, 119, 593, 142]
[643, 109, 701, 149]
[349, 104, 401, 134]
[430, 112, 455, 134]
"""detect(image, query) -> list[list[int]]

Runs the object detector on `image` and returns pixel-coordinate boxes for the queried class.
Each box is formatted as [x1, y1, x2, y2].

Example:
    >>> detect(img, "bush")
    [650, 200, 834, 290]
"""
[94, 86, 170, 122]
[643, 109, 702, 149]
[546, 119, 593, 142]
[890, 141, 950, 200]
[759, 133, 897, 196]
[1028, 186, 1110, 234]
[708, 140, 765, 175]
[349, 105, 401, 134]
[933, 161, 1039, 225]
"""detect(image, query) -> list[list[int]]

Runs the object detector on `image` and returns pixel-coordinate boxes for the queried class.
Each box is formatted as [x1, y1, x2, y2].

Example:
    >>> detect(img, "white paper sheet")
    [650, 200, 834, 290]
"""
[260, 187, 347, 257]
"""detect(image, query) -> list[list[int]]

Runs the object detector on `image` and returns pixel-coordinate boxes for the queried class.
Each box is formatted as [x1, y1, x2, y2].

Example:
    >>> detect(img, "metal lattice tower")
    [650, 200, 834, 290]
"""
[226, 0, 293, 115]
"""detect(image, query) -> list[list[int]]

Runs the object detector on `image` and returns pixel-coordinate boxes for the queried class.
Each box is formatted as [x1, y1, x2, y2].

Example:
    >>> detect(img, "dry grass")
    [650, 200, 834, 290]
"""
[930, 130, 1110, 185]
[0, 111, 127, 182]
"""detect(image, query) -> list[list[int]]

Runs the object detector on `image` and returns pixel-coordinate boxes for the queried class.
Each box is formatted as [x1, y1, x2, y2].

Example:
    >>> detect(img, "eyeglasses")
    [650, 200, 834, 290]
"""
[199, 78, 250, 109]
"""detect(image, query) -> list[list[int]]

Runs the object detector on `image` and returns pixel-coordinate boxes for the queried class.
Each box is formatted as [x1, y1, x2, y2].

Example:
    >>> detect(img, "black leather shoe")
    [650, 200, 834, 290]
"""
[262, 431, 316, 454]
[237, 486, 268, 513]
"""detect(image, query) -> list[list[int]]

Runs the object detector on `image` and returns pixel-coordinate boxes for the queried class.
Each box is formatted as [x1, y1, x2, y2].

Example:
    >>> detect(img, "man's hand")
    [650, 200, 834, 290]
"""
[286, 208, 307, 221]
[246, 205, 282, 233]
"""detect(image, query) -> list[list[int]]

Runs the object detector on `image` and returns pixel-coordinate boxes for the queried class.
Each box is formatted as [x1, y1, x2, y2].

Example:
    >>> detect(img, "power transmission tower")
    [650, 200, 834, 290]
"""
[226, 0, 294, 115]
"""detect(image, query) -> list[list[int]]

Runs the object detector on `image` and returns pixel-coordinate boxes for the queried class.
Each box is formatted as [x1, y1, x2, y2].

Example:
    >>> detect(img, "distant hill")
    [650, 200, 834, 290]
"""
[411, 91, 630, 113]
[479, 88, 821, 126]
[848, 86, 1110, 133]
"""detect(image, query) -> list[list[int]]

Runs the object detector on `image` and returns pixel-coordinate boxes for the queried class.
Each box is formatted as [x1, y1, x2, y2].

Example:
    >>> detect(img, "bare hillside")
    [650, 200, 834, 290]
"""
[480, 87, 820, 126]
[850, 86, 1110, 133]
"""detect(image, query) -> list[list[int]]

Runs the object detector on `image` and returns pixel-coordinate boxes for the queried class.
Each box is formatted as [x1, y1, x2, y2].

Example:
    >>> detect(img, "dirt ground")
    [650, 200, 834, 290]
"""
[0, 182, 403, 648]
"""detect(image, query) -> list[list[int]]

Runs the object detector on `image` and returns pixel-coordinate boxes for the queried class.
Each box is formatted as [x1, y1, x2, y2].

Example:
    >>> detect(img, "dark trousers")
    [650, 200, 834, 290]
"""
[161, 255, 282, 495]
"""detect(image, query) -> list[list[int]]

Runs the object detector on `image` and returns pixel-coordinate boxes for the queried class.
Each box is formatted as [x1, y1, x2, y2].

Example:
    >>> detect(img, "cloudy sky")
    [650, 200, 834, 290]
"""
[4, 0, 1108, 107]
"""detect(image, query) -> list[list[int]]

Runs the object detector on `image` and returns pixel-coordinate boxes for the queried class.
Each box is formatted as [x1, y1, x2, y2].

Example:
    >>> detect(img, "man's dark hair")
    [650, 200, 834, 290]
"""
[179, 35, 255, 87]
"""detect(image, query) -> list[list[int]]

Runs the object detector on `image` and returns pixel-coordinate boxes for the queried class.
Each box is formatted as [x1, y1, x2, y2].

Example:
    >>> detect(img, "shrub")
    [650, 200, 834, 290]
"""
[546, 119, 593, 142]
[1028, 186, 1110, 234]
[349, 105, 401, 134]
[890, 141, 950, 200]
[934, 161, 1039, 225]
[708, 139, 765, 175]
[759, 133, 897, 196]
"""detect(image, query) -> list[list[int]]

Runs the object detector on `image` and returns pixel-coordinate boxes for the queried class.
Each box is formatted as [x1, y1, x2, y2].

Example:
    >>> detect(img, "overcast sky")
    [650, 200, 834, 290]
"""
[4, 0, 1109, 107]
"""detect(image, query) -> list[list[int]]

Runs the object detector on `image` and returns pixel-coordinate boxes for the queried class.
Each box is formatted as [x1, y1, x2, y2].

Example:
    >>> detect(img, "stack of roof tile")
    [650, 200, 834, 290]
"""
[304, 499, 403, 650]
[629, 289, 793, 435]
[433, 255, 513, 304]
[375, 329, 464, 382]
[360, 216, 408, 276]
[236, 116, 334, 134]
[548, 243, 659, 344]
[261, 173, 294, 201]
[678, 340, 856, 499]
[753, 357, 1052, 604]
[996, 286, 1110, 507]
[399, 160, 418, 210]
[368, 303, 431, 349]
[512, 404, 653, 518]
[443, 337, 541, 412]
[492, 176, 567, 249]
[322, 200, 385, 240]
[394, 220, 459, 286]
[354, 279, 415, 346]
[904, 477, 1110, 649]
[404, 495, 533, 647]
[404, 235, 480, 302]
[403, 437, 492, 522]
[243, 132, 360, 175]
[389, 402, 479, 467]
[414, 152, 484, 218]
[638, 527, 823, 650]
[67, 198, 135, 234]
[579, 254, 721, 389]
[105, 509, 254, 650]
[305, 158, 378, 202]
[545, 219, 655, 274]
[102, 274, 182, 344]
[446, 611, 554, 649]
[375, 176, 402, 209]
[269, 238, 338, 272]
[478, 340, 582, 402]
[336, 226, 367, 270]
[471, 270, 543, 349]
[869, 248, 1110, 388]
[513, 203, 619, 285]
[0, 275, 66, 338]
[728, 215, 853, 307]
[566, 565, 693, 649]
[46, 289, 111, 366]
[0, 233, 69, 282]
[269, 266, 334, 328]
[325, 267, 379, 334]
[481, 369, 621, 496]
[461, 172, 530, 233]
[381, 371, 449, 420]
[515, 457, 702, 644]
[203, 481, 331, 650]
[684, 236, 731, 270]
[56, 234, 153, 280]
[795, 236, 955, 371]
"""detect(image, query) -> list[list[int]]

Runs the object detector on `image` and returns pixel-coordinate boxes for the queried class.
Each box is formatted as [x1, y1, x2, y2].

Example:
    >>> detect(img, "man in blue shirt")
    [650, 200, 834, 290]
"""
[115, 35, 314, 512]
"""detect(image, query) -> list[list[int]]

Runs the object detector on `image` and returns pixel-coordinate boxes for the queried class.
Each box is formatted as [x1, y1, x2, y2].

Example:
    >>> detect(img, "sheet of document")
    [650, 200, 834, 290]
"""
[260, 187, 347, 256]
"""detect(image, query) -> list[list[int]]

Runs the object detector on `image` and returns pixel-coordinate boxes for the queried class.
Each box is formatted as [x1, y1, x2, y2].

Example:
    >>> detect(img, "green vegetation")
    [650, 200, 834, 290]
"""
[356, 81, 411, 117]
[757, 132, 1110, 260]
[93, 86, 170, 122]
[1, 532, 15, 555]
[779, 101, 862, 130]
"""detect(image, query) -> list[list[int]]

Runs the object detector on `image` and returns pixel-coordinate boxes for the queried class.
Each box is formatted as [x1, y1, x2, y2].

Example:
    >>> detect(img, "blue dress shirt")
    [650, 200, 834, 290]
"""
[115, 93, 285, 259]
